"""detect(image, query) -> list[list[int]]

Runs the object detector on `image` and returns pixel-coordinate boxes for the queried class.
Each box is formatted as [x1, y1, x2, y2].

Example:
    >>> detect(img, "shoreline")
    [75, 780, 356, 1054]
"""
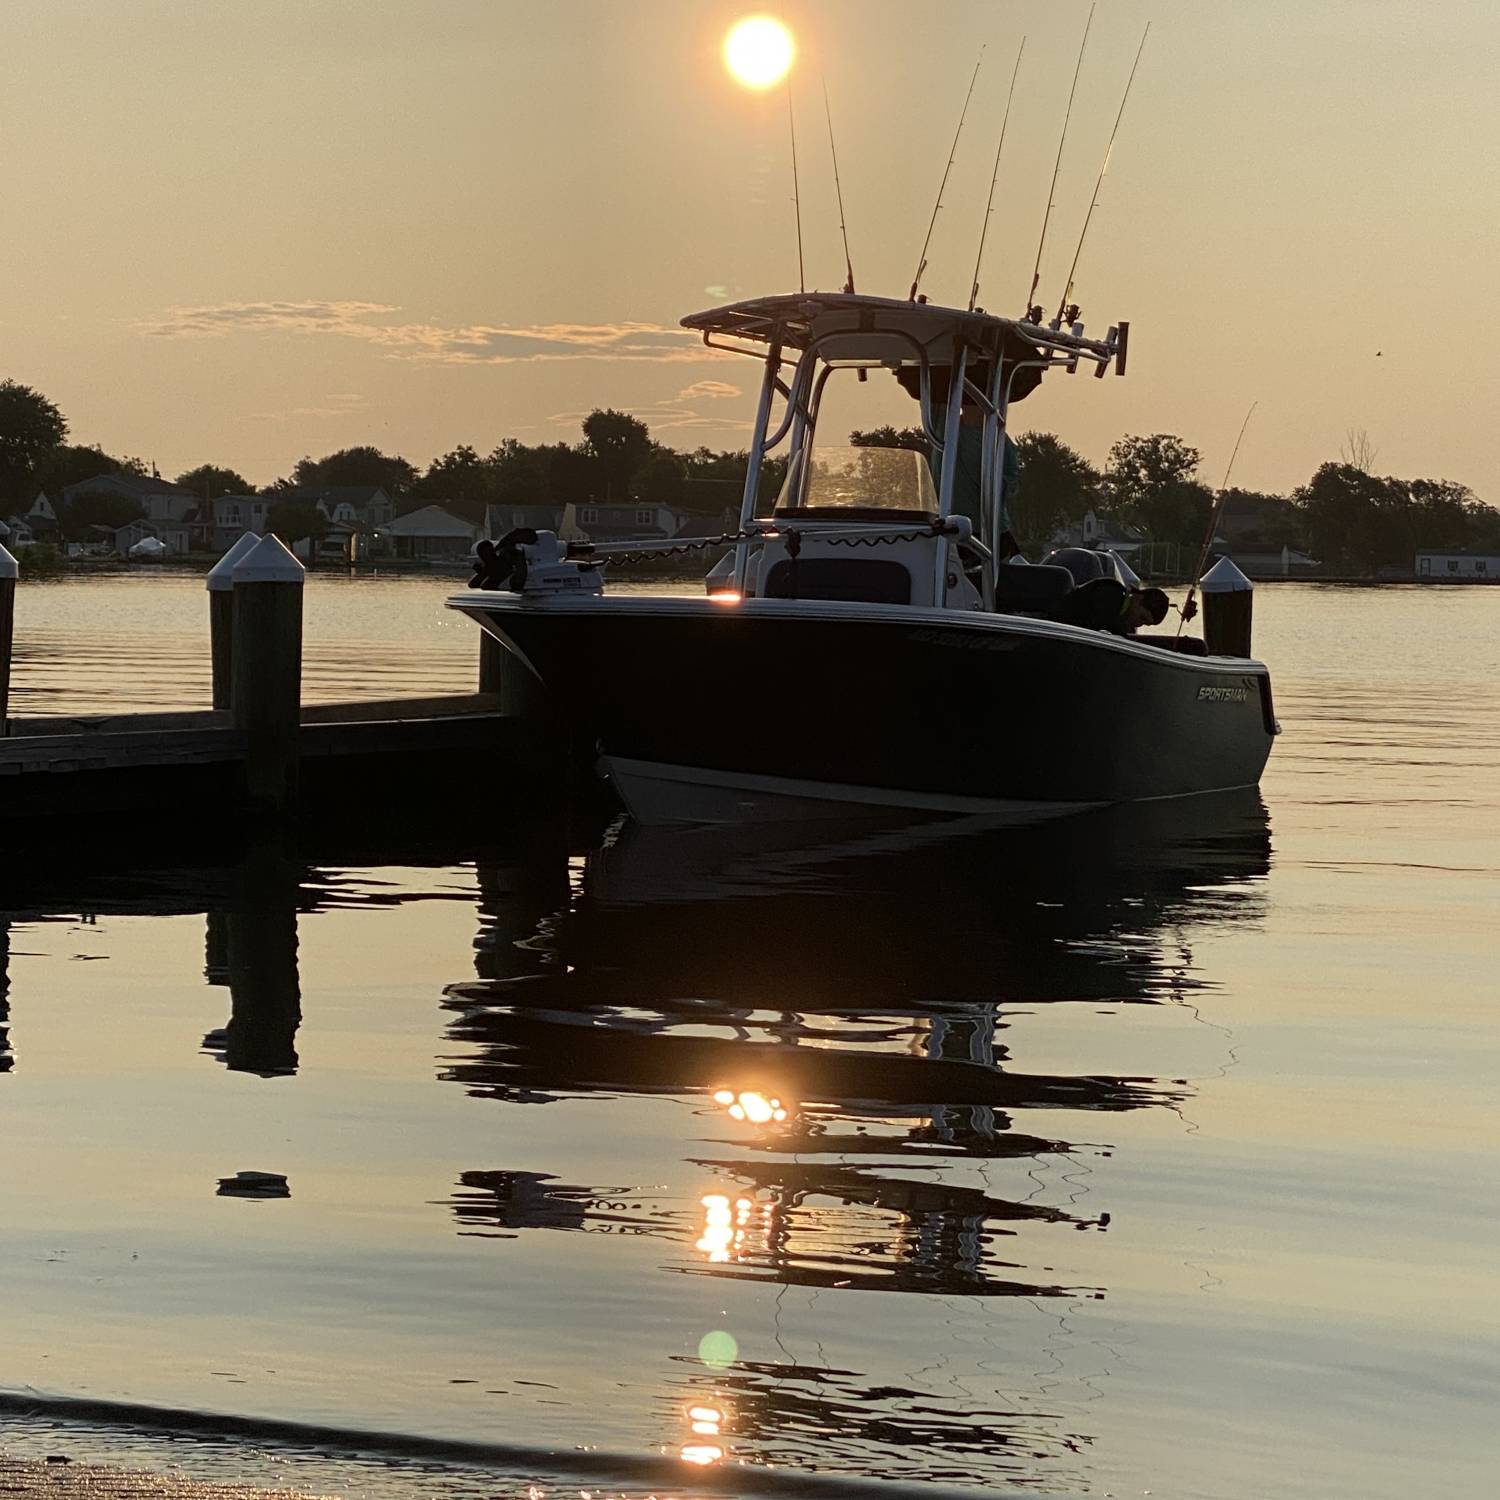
[14, 557, 1500, 588]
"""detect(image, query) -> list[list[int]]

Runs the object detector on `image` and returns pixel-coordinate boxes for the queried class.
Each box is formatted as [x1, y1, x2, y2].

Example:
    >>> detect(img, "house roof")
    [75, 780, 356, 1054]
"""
[486, 503, 563, 531]
[280, 485, 389, 506]
[63, 472, 195, 500]
[385, 504, 478, 538]
[673, 510, 735, 539]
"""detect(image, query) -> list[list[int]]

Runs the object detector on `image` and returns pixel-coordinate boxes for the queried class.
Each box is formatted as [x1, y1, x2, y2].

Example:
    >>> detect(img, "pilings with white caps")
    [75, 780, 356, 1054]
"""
[0, 544, 17, 737]
[230, 535, 305, 810]
[206, 532, 262, 711]
[1200, 556, 1254, 657]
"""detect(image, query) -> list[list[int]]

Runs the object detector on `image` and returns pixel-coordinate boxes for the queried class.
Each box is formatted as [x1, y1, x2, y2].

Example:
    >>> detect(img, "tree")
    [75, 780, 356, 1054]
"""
[266, 498, 328, 545]
[31, 443, 127, 497]
[61, 491, 146, 537]
[177, 463, 252, 497]
[632, 446, 687, 504]
[581, 409, 652, 499]
[415, 444, 496, 521]
[489, 438, 552, 505]
[0, 380, 68, 501]
[1011, 432, 1100, 551]
[1340, 427, 1378, 473]
[1105, 433, 1213, 545]
[1294, 463, 1393, 571]
[849, 425, 930, 452]
[290, 446, 416, 493]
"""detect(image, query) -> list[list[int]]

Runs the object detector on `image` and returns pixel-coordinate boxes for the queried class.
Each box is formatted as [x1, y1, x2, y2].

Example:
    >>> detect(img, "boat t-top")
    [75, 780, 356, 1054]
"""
[450, 291, 1275, 823]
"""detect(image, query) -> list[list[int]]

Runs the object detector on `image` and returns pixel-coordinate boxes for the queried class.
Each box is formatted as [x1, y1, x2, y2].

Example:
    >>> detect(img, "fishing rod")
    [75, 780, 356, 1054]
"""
[969, 37, 1026, 312]
[1024, 3, 1093, 320]
[909, 48, 985, 302]
[822, 76, 855, 293]
[1178, 402, 1258, 636]
[787, 82, 805, 293]
[1053, 22, 1150, 327]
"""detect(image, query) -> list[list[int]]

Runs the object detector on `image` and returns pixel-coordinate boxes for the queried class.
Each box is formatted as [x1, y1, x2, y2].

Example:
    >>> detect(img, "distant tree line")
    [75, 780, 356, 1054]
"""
[3, 375, 1496, 568]
[852, 422, 1500, 567]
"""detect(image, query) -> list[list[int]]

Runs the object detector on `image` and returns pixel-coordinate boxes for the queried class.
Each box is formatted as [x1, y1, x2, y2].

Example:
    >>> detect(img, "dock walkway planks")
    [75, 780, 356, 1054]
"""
[0, 694, 557, 821]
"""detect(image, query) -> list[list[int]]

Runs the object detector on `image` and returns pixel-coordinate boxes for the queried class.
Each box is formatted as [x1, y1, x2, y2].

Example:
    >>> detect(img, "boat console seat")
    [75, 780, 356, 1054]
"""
[762, 556, 912, 605]
[992, 562, 1075, 613]
[752, 527, 951, 607]
[1043, 547, 1115, 587]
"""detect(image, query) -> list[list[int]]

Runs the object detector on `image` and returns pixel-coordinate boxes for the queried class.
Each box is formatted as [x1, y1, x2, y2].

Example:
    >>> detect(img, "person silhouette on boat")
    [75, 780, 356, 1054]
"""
[1056, 578, 1170, 635]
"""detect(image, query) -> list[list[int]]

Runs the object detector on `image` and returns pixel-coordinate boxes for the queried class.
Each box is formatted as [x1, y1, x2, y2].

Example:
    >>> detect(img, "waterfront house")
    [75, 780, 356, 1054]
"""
[0, 515, 36, 549]
[1415, 549, 1500, 579]
[1218, 492, 1301, 547]
[62, 472, 200, 524]
[277, 485, 395, 530]
[24, 492, 61, 539]
[384, 504, 481, 559]
[209, 494, 273, 552]
[1049, 508, 1146, 556]
[562, 500, 689, 544]
[1223, 545, 1321, 579]
[484, 503, 564, 539]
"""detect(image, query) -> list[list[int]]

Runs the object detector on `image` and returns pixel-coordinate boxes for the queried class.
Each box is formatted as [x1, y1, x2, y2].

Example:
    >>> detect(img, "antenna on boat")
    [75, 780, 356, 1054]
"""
[969, 37, 1026, 312]
[1024, 3, 1093, 320]
[909, 47, 985, 302]
[787, 82, 805, 293]
[1178, 402, 1258, 636]
[1053, 21, 1150, 327]
[823, 75, 856, 293]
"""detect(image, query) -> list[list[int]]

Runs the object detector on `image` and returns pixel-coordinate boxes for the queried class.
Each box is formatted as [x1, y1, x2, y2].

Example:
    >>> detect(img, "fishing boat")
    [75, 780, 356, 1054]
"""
[448, 291, 1276, 823]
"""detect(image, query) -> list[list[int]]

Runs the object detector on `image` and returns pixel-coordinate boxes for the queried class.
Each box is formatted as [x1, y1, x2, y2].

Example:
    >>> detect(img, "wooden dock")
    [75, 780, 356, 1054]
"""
[0, 536, 562, 825]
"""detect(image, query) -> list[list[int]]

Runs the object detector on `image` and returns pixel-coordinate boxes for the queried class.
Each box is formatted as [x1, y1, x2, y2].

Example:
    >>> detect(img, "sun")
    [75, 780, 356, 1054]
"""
[723, 16, 795, 90]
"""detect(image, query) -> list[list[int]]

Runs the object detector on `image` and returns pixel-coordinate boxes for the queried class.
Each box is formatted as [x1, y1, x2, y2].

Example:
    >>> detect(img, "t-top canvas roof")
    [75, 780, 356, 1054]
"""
[681, 291, 1055, 365]
[680, 291, 1122, 403]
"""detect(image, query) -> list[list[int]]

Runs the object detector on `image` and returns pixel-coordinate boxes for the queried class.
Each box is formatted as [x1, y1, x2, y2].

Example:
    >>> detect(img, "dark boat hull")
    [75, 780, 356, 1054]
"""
[450, 595, 1275, 820]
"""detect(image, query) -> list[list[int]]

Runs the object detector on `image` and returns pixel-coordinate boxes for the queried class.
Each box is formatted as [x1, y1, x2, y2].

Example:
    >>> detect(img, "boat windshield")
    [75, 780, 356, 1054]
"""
[773, 444, 937, 517]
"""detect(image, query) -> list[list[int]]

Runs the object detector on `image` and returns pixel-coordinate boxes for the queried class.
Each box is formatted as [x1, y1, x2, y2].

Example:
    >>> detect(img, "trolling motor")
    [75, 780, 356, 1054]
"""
[470, 530, 602, 596]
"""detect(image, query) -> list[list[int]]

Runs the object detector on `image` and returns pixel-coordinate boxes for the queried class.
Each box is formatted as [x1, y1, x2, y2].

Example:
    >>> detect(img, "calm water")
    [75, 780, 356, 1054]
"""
[2, 576, 1496, 1499]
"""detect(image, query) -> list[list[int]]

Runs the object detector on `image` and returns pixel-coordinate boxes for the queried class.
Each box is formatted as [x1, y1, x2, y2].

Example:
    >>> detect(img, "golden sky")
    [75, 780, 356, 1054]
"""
[2, 0, 1496, 496]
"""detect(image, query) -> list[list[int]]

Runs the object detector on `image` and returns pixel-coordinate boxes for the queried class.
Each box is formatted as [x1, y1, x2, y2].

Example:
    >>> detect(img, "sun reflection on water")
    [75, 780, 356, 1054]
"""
[680, 1398, 729, 1467]
[713, 1087, 788, 1124]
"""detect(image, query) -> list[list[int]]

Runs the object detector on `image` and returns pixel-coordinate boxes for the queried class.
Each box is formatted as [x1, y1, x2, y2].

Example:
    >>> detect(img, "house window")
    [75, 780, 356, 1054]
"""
[1419, 557, 1430, 575]
[635, 508, 655, 526]
[580, 507, 599, 525]
[1477, 560, 1488, 574]
[1448, 560, 1459, 573]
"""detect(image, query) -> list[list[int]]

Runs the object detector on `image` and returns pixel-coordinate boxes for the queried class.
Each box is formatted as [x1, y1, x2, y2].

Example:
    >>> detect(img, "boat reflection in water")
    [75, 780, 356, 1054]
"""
[441, 793, 1270, 1484]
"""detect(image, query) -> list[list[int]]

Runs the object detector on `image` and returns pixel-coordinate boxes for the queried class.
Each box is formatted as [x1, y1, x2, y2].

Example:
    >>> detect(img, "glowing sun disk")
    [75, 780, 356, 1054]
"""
[723, 17, 795, 90]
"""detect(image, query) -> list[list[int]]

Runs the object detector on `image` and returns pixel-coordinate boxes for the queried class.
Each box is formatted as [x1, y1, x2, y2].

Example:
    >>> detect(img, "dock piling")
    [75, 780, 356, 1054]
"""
[1201, 557, 1254, 657]
[230, 535, 305, 811]
[0, 544, 17, 738]
[206, 533, 262, 711]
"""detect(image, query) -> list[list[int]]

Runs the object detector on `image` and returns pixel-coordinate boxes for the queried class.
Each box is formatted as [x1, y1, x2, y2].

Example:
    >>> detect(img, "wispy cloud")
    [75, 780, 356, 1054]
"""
[676, 379, 742, 401]
[139, 300, 729, 365]
[242, 391, 369, 423]
[548, 378, 750, 435]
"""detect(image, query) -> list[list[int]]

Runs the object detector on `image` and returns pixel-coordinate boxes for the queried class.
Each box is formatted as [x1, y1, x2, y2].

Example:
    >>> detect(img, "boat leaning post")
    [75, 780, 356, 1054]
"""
[206, 532, 263, 711]
[230, 535, 305, 812]
[0, 543, 17, 737]
[1200, 556, 1254, 657]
